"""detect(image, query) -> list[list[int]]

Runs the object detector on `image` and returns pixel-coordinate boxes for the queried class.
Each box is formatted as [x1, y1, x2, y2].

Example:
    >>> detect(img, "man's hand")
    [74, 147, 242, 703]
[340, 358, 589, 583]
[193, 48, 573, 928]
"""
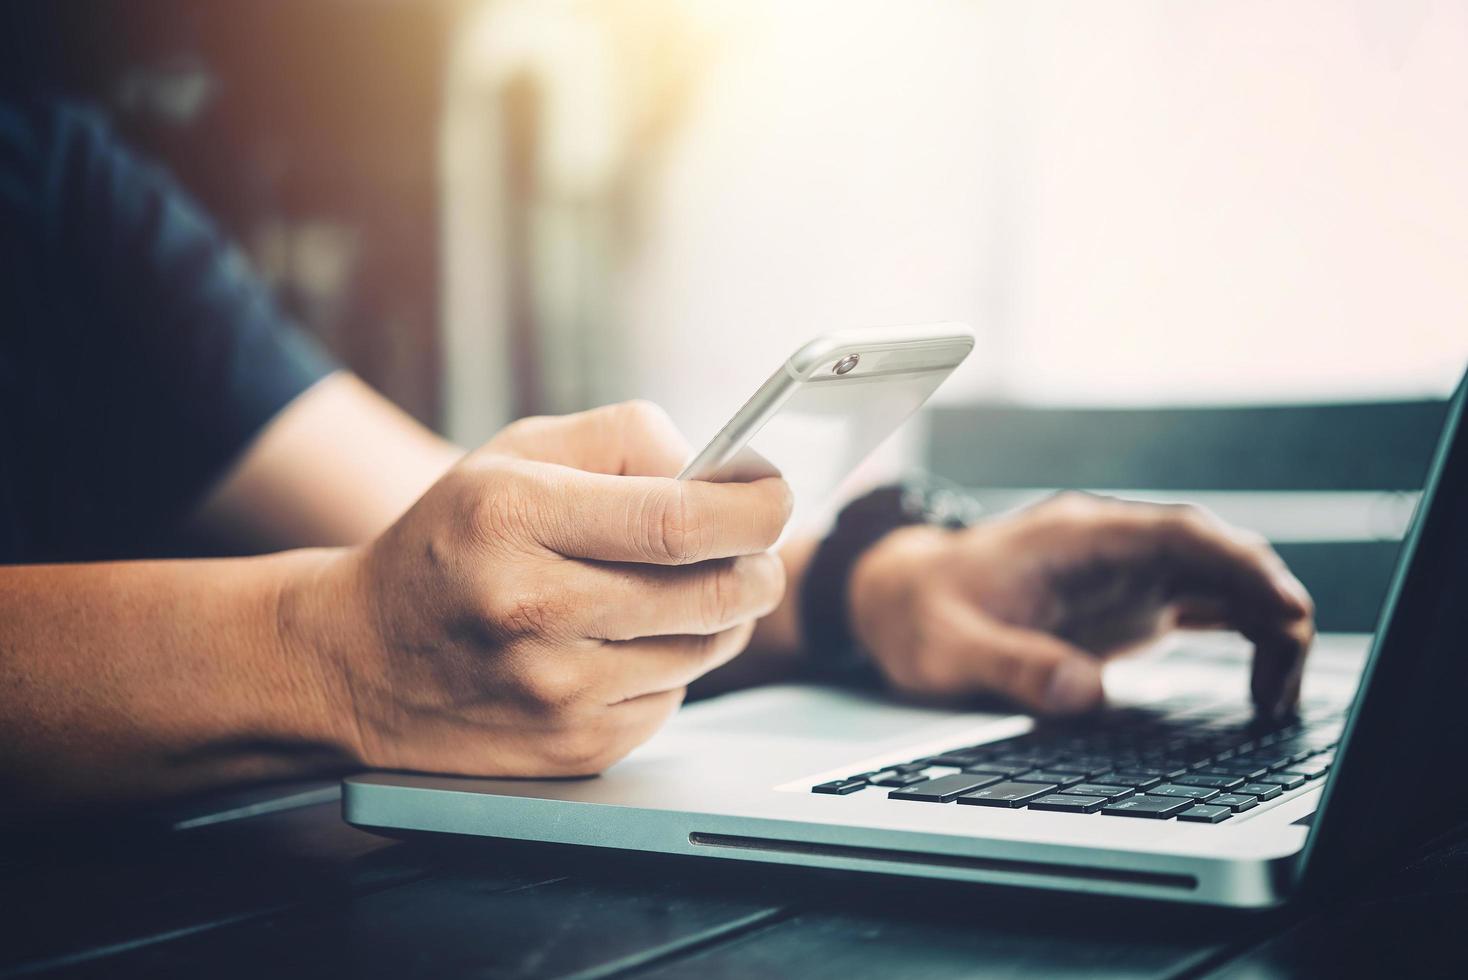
[847, 492, 1315, 719]
[290, 401, 792, 778]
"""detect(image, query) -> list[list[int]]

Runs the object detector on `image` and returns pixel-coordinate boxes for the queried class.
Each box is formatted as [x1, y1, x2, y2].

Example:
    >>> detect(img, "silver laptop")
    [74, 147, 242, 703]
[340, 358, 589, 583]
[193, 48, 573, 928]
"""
[346, 372, 1468, 908]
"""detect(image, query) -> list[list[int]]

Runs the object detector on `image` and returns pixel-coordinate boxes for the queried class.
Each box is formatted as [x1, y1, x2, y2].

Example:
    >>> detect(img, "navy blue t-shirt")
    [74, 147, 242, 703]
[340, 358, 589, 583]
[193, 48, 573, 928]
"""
[0, 101, 335, 562]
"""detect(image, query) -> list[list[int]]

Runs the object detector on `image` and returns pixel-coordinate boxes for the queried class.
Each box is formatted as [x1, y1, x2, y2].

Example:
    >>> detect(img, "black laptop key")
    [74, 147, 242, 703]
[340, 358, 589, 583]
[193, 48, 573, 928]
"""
[1101, 795, 1192, 818]
[953, 743, 1006, 756]
[962, 764, 1036, 778]
[870, 771, 930, 787]
[1119, 766, 1189, 780]
[1172, 773, 1244, 791]
[890, 772, 1003, 803]
[1238, 782, 1283, 801]
[1054, 754, 1121, 769]
[1149, 783, 1221, 802]
[1028, 793, 1108, 814]
[1210, 793, 1259, 812]
[1063, 783, 1136, 801]
[1097, 771, 1162, 790]
[1233, 755, 1296, 773]
[1285, 758, 1332, 779]
[1267, 756, 1309, 772]
[1178, 804, 1233, 823]
[812, 779, 867, 795]
[989, 753, 1057, 768]
[925, 753, 984, 768]
[1014, 770, 1085, 786]
[956, 781, 1059, 808]
[1254, 772, 1308, 790]
[1205, 763, 1271, 780]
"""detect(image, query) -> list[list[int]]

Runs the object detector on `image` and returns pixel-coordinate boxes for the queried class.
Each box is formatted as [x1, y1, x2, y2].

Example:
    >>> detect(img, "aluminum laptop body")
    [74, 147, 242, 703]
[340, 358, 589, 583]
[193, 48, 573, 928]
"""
[346, 372, 1468, 908]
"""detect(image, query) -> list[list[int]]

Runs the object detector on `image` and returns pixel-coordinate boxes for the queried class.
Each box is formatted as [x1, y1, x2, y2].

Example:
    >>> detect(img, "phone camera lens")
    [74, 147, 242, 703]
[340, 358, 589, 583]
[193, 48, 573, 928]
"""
[833, 354, 860, 375]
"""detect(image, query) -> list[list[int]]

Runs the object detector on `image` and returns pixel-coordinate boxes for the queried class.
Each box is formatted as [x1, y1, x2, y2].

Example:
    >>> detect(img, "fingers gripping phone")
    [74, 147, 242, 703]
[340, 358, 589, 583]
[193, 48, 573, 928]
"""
[678, 324, 974, 532]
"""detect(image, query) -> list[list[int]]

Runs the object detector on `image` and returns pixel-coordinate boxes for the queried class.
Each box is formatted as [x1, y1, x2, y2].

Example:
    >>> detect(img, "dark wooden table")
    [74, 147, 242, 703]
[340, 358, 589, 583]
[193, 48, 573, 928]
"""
[4, 781, 1465, 979]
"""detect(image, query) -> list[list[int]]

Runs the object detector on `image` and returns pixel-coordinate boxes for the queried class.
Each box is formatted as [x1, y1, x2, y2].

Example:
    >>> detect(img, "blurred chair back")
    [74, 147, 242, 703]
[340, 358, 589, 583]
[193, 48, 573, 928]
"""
[926, 400, 1449, 633]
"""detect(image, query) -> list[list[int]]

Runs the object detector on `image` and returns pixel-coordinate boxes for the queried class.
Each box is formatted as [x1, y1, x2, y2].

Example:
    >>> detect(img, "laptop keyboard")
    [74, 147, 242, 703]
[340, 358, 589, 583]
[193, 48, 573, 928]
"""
[811, 698, 1346, 822]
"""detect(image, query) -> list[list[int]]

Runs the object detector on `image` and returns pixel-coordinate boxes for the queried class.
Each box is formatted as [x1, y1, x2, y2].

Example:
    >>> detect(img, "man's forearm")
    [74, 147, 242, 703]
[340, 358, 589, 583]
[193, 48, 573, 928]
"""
[0, 552, 353, 812]
[189, 372, 463, 552]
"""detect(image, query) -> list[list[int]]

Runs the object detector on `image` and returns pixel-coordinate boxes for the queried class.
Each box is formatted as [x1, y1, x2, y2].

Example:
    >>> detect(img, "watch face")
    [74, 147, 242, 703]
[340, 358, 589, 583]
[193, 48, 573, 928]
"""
[899, 482, 983, 528]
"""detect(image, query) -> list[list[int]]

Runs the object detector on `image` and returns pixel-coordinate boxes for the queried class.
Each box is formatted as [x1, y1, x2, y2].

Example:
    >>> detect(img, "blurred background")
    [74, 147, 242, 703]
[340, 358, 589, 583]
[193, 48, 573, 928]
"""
[4, 0, 1466, 631]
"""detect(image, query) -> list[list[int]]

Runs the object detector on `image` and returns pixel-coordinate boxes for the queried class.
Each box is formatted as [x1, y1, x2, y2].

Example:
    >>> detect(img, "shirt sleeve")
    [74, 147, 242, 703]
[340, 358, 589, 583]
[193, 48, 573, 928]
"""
[0, 101, 338, 561]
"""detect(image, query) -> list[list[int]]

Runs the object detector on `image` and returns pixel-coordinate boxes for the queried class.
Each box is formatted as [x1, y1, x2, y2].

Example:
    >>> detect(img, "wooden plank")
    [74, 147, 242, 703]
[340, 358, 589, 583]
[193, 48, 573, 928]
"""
[1206, 832, 1468, 976]
[1203, 896, 1468, 978]
[0, 800, 455, 976]
[37, 845, 791, 979]
[635, 873, 1278, 980]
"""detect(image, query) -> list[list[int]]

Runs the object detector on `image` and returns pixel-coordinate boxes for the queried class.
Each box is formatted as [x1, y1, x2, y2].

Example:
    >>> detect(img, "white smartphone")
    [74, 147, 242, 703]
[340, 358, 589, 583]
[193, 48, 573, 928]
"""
[678, 323, 974, 530]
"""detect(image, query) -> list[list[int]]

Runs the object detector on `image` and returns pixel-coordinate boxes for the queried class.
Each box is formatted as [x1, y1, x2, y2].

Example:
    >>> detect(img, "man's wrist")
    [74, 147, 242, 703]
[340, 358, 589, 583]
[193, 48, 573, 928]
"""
[800, 481, 982, 676]
[270, 547, 375, 768]
[848, 524, 953, 655]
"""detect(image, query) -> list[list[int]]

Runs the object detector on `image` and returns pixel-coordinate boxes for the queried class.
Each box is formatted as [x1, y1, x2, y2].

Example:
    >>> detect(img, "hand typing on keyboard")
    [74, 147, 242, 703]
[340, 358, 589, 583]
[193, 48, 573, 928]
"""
[845, 492, 1315, 719]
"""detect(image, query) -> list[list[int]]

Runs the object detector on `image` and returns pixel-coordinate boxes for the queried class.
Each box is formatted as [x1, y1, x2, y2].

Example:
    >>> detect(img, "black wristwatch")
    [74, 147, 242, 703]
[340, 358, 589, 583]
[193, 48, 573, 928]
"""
[799, 478, 984, 679]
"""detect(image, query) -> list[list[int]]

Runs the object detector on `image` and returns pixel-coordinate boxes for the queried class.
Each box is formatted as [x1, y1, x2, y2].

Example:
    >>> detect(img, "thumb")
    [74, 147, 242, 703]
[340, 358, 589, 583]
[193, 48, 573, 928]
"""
[948, 603, 1106, 715]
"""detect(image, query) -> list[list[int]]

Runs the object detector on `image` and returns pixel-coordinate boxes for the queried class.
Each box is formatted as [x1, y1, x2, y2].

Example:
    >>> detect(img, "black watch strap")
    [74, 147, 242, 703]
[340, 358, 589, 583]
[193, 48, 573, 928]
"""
[799, 478, 983, 679]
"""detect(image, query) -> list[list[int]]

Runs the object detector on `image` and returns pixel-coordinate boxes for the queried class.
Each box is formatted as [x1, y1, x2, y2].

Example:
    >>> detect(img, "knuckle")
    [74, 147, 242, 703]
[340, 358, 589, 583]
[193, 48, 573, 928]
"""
[907, 588, 947, 625]
[635, 690, 687, 738]
[699, 560, 740, 631]
[639, 481, 704, 564]
[1020, 656, 1061, 704]
[543, 727, 610, 774]
[605, 400, 687, 475]
[680, 632, 721, 663]
[501, 414, 552, 443]
[1237, 527, 1272, 551]
[884, 647, 948, 696]
[488, 585, 561, 640]
[1164, 502, 1213, 533]
[518, 661, 585, 711]
[465, 491, 517, 545]
[985, 646, 1029, 699]
[503, 595, 554, 638]
[616, 398, 673, 433]
[711, 621, 756, 663]
[1044, 490, 1099, 524]
[742, 552, 787, 615]
[462, 463, 538, 546]
[698, 554, 782, 631]
[485, 415, 558, 458]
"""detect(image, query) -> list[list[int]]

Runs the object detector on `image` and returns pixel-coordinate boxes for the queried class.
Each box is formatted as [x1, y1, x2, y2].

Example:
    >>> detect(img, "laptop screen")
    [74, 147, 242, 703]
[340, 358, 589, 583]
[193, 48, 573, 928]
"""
[1299, 365, 1468, 894]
